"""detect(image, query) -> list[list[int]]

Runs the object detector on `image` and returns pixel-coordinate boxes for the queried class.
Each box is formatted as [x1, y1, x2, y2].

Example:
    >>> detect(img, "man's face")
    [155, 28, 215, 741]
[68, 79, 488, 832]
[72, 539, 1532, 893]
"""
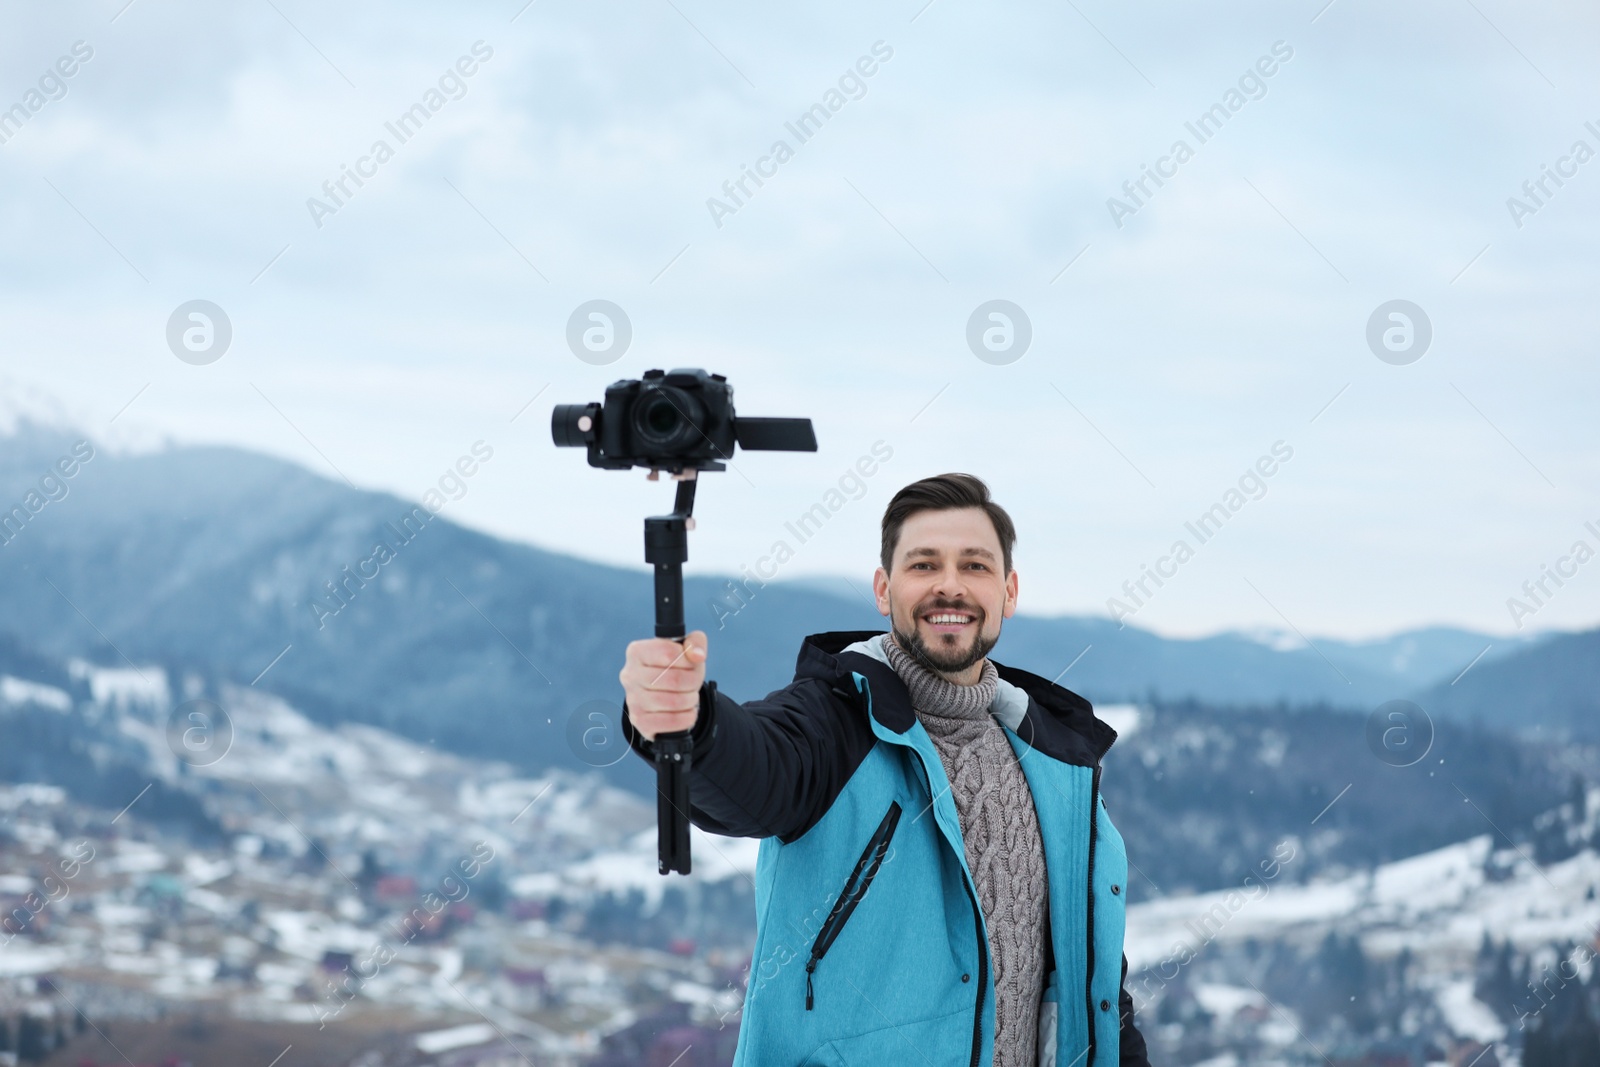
[872, 507, 1018, 682]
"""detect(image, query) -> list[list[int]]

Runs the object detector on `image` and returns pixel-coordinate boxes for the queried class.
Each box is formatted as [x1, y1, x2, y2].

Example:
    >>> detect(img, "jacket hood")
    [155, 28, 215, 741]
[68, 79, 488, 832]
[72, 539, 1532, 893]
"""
[793, 629, 1118, 767]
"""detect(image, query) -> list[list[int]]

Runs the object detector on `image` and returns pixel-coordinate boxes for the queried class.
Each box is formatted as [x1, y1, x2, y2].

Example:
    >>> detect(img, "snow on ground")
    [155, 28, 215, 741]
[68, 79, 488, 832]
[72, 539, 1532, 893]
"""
[556, 825, 762, 908]
[0, 675, 71, 712]
[1125, 831, 1600, 1050]
[262, 909, 376, 961]
[0, 946, 71, 976]
[131, 682, 660, 867]
[104, 841, 169, 875]
[182, 854, 233, 886]
[1193, 983, 1266, 1022]
[69, 660, 169, 709]
[1095, 704, 1141, 739]
[1127, 835, 1600, 972]
[0, 784, 65, 809]
[414, 1023, 498, 1054]
[1434, 976, 1505, 1044]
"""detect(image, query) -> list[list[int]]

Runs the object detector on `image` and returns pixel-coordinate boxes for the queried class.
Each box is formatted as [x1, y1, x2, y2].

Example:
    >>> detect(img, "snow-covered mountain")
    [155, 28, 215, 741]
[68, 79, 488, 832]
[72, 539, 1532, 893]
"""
[6, 413, 1592, 812]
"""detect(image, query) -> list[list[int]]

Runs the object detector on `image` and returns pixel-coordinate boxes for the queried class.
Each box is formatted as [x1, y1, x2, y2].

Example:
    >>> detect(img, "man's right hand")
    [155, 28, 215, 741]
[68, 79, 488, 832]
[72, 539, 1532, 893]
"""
[620, 630, 708, 742]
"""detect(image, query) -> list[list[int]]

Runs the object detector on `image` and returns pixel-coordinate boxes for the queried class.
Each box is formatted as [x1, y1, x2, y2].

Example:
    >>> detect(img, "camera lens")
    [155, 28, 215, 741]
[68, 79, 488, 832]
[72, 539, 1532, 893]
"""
[631, 386, 704, 454]
[643, 398, 678, 435]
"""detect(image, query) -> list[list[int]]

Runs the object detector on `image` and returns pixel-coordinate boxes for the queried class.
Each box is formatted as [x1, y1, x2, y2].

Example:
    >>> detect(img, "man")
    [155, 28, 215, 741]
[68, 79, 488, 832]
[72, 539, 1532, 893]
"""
[620, 472, 1150, 1067]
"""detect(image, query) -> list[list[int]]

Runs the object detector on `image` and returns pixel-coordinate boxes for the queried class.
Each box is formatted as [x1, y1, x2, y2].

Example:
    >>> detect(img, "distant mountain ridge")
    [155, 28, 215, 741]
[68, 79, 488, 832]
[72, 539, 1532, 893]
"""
[0, 419, 1593, 795]
[1417, 627, 1600, 742]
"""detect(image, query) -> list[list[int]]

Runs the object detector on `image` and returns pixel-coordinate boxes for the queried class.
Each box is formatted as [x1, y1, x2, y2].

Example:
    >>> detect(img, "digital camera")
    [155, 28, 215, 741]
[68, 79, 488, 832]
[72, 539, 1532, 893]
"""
[552, 367, 816, 473]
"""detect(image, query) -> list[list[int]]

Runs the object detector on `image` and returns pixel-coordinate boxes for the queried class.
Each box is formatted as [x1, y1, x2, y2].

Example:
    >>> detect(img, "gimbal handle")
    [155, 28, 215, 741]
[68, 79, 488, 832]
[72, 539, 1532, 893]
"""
[645, 475, 697, 875]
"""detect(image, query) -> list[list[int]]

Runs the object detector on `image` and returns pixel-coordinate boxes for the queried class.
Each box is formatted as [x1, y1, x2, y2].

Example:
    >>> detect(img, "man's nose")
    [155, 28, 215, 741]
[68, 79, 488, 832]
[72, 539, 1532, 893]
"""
[933, 565, 969, 597]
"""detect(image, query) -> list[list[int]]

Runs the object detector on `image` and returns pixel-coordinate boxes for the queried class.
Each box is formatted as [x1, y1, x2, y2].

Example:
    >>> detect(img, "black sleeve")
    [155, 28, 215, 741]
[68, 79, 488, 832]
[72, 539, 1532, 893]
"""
[1117, 953, 1152, 1066]
[620, 675, 871, 844]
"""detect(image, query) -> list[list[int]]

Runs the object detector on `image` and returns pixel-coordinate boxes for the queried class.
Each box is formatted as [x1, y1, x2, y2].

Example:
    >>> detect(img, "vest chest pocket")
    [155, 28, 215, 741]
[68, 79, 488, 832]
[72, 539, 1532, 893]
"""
[804, 800, 903, 1011]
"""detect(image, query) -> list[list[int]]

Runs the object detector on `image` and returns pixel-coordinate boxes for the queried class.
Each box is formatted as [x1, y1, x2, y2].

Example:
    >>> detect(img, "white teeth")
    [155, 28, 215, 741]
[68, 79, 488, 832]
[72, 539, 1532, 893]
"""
[926, 614, 972, 624]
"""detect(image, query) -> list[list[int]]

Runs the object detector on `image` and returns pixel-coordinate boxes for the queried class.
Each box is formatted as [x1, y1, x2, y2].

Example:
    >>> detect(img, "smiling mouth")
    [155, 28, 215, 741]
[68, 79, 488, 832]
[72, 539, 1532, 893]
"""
[922, 610, 977, 633]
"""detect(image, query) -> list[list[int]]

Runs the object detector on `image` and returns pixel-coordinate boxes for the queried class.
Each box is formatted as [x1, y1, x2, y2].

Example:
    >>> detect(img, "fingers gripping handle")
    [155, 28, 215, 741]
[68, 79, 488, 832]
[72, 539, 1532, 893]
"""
[652, 632, 694, 875]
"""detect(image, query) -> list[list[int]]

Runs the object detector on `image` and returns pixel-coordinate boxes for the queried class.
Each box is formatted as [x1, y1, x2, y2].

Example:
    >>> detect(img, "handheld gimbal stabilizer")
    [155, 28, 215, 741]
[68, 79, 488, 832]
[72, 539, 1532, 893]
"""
[553, 368, 816, 874]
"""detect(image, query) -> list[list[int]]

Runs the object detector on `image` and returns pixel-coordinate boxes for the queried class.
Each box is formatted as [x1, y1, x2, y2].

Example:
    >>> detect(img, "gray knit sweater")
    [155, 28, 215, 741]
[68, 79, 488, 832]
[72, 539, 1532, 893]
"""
[882, 632, 1048, 1067]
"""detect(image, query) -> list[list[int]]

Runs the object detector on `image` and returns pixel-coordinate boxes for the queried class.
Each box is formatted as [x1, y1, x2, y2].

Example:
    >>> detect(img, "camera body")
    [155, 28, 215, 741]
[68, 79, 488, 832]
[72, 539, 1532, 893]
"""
[553, 367, 814, 473]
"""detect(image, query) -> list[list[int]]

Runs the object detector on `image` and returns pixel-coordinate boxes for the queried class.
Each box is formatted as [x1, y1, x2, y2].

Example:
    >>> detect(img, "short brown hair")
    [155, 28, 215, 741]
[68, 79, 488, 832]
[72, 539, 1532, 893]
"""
[880, 473, 1016, 576]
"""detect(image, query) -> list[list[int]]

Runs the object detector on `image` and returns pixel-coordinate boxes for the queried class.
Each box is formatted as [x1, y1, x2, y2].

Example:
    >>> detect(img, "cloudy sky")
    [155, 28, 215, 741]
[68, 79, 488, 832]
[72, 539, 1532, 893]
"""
[2, 0, 1597, 641]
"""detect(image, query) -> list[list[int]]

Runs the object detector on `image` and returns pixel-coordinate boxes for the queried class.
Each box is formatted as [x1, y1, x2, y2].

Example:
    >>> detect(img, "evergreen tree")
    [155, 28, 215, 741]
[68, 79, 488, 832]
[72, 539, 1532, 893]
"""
[1478, 940, 1519, 1023]
[358, 847, 383, 893]
[1303, 931, 1373, 1033]
[1153, 972, 1213, 1029]
[1568, 773, 1588, 824]
[1572, 1012, 1600, 1065]
[1524, 1015, 1556, 1067]
[17, 1015, 48, 1062]
[1535, 815, 1579, 865]
[1518, 939, 1600, 1067]
[1474, 934, 1497, 1006]
[300, 837, 329, 872]
[1523, 1001, 1600, 1067]
[1524, 1013, 1555, 1067]
[1377, 945, 1417, 1033]
[474, 866, 508, 913]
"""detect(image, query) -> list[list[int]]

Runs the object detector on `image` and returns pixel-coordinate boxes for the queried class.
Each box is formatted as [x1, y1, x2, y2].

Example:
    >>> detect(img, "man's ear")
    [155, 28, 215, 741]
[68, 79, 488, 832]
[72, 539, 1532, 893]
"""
[1003, 568, 1019, 618]
[872, 566, 891, 616]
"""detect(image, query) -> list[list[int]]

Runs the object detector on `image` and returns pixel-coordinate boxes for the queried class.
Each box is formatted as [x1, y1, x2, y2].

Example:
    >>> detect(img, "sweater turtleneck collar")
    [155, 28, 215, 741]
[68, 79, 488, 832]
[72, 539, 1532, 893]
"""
[881, 630, 1000, 720]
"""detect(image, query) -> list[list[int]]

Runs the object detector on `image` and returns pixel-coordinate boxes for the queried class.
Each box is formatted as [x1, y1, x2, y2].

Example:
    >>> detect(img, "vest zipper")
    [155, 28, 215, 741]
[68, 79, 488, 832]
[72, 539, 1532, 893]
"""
[964, 865, 987, 1067]
[1084, 762, 1102, 1067]
[804, 799, 902, 1010]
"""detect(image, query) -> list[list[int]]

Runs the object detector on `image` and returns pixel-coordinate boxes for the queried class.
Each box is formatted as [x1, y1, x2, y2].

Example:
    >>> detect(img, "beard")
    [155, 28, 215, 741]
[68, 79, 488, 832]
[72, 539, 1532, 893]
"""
[890, 600, 1000, 678]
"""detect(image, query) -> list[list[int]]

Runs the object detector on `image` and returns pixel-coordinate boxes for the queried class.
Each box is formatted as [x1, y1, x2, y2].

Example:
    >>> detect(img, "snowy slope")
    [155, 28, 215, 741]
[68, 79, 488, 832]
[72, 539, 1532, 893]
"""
[1124, 793, 1600, 1046]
